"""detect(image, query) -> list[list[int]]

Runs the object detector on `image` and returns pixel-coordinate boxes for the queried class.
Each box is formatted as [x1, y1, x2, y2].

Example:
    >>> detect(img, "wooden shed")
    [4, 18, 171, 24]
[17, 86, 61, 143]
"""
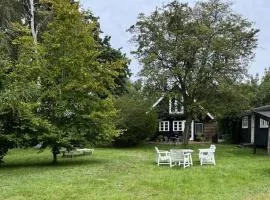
[240, 105, 270, 154]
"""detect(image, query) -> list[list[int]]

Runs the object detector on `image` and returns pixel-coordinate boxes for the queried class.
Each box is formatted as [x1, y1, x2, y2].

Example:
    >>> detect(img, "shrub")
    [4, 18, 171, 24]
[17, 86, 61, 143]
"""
[0, 137, 13, 165]
[195, 132, 204, 142]
[113, 93, 158, 147]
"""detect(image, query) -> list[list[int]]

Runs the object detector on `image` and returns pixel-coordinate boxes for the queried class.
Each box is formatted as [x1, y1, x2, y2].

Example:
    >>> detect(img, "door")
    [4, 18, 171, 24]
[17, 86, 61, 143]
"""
[195, 123, 204, 140]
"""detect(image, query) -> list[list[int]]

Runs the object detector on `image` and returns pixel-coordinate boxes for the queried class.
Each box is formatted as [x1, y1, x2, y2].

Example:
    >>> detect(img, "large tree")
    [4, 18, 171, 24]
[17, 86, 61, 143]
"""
[0, 0, 128, 164]
[38, 0, 124, 163]
[129, 0, 258, 144]
[84, 12, 131, 96]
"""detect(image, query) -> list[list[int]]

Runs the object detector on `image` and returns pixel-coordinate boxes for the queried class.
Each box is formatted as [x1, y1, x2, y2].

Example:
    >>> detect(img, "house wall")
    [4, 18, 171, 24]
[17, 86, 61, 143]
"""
[254, 116, 268, 147]
[156, 96, 186, 138]
[204, 122, 217, 140]
[154, 95, 215, 141]
[158, 116, 188, 138]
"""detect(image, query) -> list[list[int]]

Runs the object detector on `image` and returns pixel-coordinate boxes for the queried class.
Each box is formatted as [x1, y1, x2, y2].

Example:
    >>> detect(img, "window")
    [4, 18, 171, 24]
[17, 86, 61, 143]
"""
[159, 121, 169, 131]
[173, 121, 185, 131]
[169, 97, 183, 114]
[242, 116, 248, 128]
[260, 118, 269, 128]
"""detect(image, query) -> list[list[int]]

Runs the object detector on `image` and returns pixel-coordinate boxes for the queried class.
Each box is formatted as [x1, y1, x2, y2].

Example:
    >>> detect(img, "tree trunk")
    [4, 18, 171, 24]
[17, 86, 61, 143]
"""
[52, 145, 59, 164]
[29, 0, 37, 45]
[52, 151, 57, 164]
[183, 116, 192, 145]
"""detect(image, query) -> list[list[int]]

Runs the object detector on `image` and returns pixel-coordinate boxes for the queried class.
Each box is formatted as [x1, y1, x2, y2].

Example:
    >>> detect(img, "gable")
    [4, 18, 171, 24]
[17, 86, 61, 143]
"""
[152, 94, 214, 120]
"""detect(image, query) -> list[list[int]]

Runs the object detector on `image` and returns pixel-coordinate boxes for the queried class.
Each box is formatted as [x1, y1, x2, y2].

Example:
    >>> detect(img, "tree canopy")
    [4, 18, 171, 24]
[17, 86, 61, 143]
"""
[129, 0, 259, 144]
[0, 0, 130, 163]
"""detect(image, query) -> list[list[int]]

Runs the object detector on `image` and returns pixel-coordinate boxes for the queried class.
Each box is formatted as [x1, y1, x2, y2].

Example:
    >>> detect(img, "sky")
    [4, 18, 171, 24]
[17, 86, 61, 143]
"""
[80, 0, 270, 80]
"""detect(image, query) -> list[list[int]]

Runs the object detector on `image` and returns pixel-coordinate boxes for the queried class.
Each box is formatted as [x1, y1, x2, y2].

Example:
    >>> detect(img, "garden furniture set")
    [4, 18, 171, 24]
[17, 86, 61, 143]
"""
[155, 145, 216, 168]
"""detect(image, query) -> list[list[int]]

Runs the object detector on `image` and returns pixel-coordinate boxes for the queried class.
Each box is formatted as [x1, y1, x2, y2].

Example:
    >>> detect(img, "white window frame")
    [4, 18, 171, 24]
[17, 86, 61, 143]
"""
[169, 98, 184, 114]
[260, 118, 269, 128]
[159, 121, 170, 132]
[242, 116, 248, 129]
[173, 121, 185, 131]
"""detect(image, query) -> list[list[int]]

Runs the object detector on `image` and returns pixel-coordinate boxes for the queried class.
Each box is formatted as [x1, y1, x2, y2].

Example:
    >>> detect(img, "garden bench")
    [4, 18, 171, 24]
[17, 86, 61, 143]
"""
[61, 148, 94, 157]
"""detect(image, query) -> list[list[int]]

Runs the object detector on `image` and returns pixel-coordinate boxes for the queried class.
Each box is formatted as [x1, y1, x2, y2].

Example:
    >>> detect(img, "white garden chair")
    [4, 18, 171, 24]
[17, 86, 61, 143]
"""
[199, 144, 216, 166]
[210, 144, 216, 151]
[170, 149, 191, 169]
[155, 147, 171, 166]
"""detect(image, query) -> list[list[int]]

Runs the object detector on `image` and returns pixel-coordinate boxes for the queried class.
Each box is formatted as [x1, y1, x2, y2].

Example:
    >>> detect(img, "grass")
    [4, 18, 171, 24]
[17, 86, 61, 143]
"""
[1, 143, 270, 200]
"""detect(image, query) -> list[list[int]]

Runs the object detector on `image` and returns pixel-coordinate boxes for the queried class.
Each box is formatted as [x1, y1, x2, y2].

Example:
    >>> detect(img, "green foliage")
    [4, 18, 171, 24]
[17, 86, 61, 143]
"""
[83, 11, 131, 96]
[0, 22, 49, 163]
[0, 135, 12, 165]
[35, 0, 123, 161]
[113, 89, 158, 147]
[0, 0, 129, 163]
[218, 114, 241, 143]
[129, 0, 258, 144]
[206, 80, 257, 118]
[0, 0, 24, 30]
[255, 68, 270, 106]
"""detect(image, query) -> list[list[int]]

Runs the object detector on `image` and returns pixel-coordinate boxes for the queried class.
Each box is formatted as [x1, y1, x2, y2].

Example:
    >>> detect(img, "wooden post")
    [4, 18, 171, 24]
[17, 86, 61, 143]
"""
[251, 114, 255, 144]
[268, 126, 270, 156]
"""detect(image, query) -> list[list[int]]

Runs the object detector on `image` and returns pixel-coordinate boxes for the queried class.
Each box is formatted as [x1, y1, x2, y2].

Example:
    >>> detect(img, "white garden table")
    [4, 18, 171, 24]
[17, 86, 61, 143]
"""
[170, 149, 193, 166]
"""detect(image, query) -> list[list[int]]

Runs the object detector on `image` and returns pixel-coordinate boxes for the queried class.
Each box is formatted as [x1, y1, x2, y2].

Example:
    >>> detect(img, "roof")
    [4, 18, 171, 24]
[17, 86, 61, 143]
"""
[253, 105, 270, 112]
[151, 94, 215, 120]
[251, 105, 270, 121]
[152, 95, 165, 108]
[254, 111, 270, 119]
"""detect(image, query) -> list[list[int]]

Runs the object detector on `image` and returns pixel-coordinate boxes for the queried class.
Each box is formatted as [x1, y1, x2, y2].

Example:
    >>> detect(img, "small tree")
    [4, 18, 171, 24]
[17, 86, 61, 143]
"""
[129, 0, 258, 144]
[113, 87, 158, 147]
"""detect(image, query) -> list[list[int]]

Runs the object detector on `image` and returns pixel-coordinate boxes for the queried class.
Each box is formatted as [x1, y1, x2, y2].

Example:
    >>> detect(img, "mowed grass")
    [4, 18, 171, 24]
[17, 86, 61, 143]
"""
[1, 144, 270, 200]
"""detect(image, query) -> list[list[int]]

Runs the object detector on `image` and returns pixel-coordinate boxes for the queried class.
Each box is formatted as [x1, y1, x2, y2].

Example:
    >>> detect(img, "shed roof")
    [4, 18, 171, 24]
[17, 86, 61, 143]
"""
[253, 105, 270, 112]
[251, 105, 270, 121]
[253, 111, 270, 121]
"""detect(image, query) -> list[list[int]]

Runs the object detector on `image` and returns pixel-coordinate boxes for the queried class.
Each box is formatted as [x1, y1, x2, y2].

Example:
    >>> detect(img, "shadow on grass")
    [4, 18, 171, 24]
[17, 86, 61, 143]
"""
[227, 147, 267, 158]
[0, 157, 108, 170]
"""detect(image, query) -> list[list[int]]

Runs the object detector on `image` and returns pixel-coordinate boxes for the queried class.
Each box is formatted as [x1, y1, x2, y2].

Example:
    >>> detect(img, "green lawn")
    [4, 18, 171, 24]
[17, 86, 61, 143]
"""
[1, 144, 270, 200]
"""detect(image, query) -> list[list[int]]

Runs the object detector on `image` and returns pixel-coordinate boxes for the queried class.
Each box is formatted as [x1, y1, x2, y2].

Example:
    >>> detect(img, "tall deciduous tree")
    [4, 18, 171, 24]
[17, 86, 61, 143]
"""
[0, 0, 128, 164]
[38, 0, 124, 163]
[129, 0, 258, 144]
[83, 11, 131, 96]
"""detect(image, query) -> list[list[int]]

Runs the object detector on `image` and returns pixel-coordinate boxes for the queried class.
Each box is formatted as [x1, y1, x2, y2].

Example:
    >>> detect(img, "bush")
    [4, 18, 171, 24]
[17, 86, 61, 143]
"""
[0, 137, 13, 165]
[195, 132, 204, 141]
[113, 93, 158, 147]
[218, 115, 241, 144]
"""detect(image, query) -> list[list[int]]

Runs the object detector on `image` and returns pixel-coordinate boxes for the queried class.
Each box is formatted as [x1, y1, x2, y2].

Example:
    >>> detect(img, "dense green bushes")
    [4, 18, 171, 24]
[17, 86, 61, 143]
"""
[113, 93, 158, 147]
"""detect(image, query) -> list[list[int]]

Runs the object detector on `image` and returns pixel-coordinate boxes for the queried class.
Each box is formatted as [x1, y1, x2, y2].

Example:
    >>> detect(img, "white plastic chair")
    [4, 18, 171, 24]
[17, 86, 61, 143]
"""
[155, 147, 171, 166]
[170, 149, 191, 169]
[210, 144, 216, 151]
[199, 145, 216, 166]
